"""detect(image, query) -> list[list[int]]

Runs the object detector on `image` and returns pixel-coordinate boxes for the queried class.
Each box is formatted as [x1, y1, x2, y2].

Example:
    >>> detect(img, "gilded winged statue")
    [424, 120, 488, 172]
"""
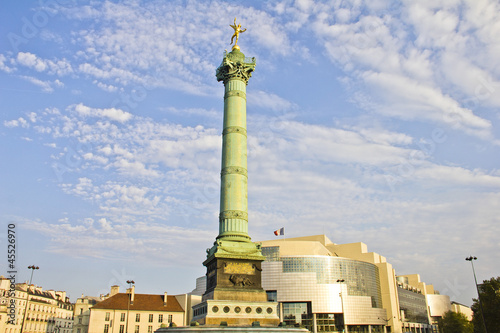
[230, 17, 246, 47]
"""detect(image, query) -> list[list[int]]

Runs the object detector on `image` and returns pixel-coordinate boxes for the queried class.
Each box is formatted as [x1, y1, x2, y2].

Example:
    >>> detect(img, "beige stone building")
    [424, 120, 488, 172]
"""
[396, 274, 437, 332]
[73, 296, 101, 333]
[0, 303, 7, 333]
[0, 277, 74, 333]
[87, 286, 200, 333]
[252, 235, 466, 333]
[450, 301, 473, 321]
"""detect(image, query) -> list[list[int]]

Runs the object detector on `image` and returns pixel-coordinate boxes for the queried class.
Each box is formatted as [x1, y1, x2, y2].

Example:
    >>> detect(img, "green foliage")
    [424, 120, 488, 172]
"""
[439, 311, 473, 333]
[471, 276, 500, 333]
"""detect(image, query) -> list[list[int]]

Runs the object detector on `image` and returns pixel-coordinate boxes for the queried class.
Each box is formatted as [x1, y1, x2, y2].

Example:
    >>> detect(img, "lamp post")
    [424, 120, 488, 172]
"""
[28, 265, 39, 285]
[21, 265, 40, 333]
[337, 279, 348, 333]
[465, 256, 488, 333]
[125, 280, 134, 333]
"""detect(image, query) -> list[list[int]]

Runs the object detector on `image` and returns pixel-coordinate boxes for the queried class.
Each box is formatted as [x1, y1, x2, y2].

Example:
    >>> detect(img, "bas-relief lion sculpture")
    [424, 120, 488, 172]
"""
[229, 274, 253, 287]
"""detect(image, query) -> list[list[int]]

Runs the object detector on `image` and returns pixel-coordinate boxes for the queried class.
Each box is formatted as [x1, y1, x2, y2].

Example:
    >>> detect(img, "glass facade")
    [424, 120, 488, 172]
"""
[262, 246, 280, 261]
[263, 247, 382, 308]
[398, 287, 428, 324]
[316, 313, 344, 332]
[283, 302, 313, 329]
[262, 246, 388, 332]
[266, 290, 277, 302]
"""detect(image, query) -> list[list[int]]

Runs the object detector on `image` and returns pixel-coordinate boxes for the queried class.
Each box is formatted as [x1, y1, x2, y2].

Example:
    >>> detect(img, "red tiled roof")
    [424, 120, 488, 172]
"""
[92, 293, 184, 312]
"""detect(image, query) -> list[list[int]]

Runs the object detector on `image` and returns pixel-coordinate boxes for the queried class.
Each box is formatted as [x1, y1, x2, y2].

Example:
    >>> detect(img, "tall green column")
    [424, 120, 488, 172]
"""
[187, 22, 280, 327]
[215, 47, 256, 243]
[202, 46, 266, 301]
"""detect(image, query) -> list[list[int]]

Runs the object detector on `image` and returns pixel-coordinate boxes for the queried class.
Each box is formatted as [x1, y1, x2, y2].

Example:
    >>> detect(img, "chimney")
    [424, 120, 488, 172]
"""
[110, 285, 120, 296]
[47, 290, 56, 299]
[59, 291, 67, 301]
[163, 292, 168, 306]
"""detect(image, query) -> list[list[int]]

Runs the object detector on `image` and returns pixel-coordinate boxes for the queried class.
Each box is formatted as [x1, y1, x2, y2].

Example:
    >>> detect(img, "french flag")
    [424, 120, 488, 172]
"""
[274, 227, 284, 236]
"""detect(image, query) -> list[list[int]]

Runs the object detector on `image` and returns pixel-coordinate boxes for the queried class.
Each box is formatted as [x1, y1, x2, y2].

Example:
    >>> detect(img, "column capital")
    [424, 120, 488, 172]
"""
[216, 49, 256, 85]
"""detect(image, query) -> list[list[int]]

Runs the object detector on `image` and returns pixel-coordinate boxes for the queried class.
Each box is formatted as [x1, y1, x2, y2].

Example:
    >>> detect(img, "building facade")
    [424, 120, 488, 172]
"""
[260, 238, 389, 333]
[256, 235, 464, 333]
[395, 276, 434, 332]
[0, 277, 74, 333]
[73, 296, 101, 333]
[87, 286, 200, 333]
[450, 302, 473, 321]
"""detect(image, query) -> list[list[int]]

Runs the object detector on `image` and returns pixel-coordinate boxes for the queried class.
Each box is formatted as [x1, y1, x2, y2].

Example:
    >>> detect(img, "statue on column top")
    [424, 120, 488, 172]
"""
[230, 17, 246, 49]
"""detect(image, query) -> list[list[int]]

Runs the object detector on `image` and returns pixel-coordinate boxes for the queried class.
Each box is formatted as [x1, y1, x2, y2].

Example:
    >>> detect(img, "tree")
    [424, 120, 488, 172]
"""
[471, 276, 500, 333]
[439, 311, 473, 333]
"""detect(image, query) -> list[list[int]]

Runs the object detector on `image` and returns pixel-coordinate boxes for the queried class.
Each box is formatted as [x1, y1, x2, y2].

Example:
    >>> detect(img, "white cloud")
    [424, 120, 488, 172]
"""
[16, 52, 73, 76]
[272, 120, 413, 166]
[304, 1, 498, 140]
[22, 217, 213, 265]
[161, 107, 220, 120]
[4, 117, 29, 128]
[94, 80, 119, 92]
[113, 158, 160, 178]
[414, 165, 500, 187]
[71, 103, 132, 123]
[361, 71, 492, 130]
[248, 90, 298, 112]
[17, 52, 47, 72]
[19, 75, 63, 92]
[0, 54, 15, 73]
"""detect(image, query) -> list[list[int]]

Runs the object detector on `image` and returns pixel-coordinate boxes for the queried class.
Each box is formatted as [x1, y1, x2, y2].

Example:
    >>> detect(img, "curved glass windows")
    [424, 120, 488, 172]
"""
[273, 255, 382, 308]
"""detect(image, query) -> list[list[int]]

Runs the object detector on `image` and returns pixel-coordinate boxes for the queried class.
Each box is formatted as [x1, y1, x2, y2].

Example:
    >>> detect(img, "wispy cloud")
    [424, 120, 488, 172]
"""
[19, 75, 64, 92]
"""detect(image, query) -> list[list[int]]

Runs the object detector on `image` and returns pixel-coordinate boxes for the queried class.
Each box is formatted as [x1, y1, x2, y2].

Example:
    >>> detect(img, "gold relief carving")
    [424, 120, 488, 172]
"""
[224, 90, 246, 100]
[225, 262, 255, 275]
[219, 210, 248, 221]
[222, 126, 247, 137]
[221, 166, 248, 177]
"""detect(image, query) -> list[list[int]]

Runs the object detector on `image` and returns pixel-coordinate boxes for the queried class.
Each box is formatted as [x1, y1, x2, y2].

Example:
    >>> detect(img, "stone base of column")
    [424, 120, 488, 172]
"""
[192, 300, 280, 326]
[195, 243, 279, 326]
[202, 255, 266, 301]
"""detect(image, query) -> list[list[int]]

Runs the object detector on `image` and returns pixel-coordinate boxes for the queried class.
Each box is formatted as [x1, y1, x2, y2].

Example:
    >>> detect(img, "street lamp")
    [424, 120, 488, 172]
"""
[22, 265, 40, 332]
[126, 280, 135, 333]
[28, 265, 39, 285]
[337, 279, 347, 333]
[465, 256, 488, 333]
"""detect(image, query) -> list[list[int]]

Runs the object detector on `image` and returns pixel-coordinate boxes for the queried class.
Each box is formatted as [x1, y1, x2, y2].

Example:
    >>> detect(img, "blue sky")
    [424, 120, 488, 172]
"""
[1, 0, 499, 306]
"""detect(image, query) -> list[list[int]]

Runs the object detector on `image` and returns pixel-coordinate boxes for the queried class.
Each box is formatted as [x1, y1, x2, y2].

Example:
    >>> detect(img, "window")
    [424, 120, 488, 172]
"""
[283, 302, 313, 331]
[135, 313, 140, 322]
[79, 318, 82, 324]
[104, 324, 109, 333]
[77, 329, 81, 333]
[105, 312, 110, 321]
[148, 314, 153, 323]
[120, 313, 125, 322]
[135, 325, 139, 333]
[119, 325, 124, 333]
[148, 326, 153, 333]
[80, 309, 83, 315]
[266, 290, 277, 302]
[168, 315, 172, 323]
[158, 314, 163, 323]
